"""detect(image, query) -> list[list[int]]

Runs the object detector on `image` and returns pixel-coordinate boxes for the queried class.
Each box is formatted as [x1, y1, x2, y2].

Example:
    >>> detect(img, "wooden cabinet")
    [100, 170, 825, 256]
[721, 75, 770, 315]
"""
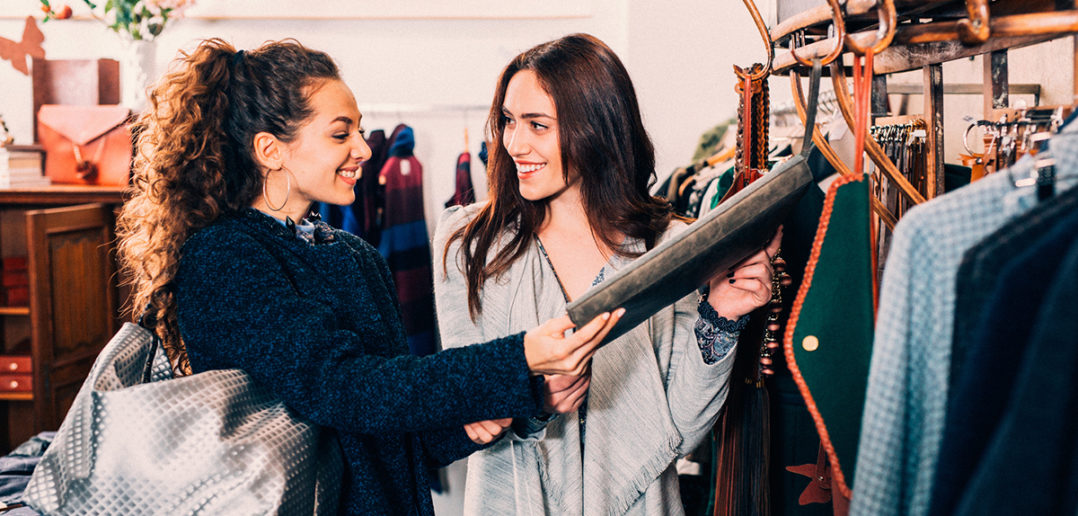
[0, 186, 125, 452]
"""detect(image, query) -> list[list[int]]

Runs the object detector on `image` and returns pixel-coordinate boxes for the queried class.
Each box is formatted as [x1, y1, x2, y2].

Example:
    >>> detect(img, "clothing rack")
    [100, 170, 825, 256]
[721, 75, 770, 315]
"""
[885, 82, 1042, 108]
[754, 0, 1078, 508]
[771, 0, 1078, 199]
[772, 89, 839, 118]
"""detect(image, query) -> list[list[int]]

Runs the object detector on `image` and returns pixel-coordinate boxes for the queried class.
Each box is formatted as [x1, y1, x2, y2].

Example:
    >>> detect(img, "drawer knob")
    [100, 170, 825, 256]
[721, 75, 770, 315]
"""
[8, 380, 18, 389]
[7, 363, 17, 371]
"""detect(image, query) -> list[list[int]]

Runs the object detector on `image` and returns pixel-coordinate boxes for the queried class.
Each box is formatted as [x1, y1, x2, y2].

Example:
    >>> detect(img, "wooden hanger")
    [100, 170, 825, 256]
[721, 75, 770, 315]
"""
[707, 143, 738, 168]
[734, 0, 774, 82]
[790, 0, 845, 68]
[829, 61, 926, 205]
[843, 0, 896, 57]
[958, 0, 991, 44]
[789, 57, 898, 229]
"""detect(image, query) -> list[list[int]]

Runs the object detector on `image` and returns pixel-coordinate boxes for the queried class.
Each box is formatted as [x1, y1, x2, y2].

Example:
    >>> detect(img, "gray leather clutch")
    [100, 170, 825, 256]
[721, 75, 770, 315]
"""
[567, 156, 812, 345]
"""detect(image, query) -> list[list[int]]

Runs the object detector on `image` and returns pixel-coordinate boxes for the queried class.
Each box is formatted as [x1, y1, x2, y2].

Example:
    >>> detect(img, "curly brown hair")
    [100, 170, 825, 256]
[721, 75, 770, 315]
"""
[116, 38, 339, 374]
[443, 34, 677, 320]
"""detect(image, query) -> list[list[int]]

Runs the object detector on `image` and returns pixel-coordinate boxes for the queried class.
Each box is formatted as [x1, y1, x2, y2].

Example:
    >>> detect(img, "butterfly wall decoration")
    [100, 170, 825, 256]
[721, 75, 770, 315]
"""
[0, 17, 46, 76]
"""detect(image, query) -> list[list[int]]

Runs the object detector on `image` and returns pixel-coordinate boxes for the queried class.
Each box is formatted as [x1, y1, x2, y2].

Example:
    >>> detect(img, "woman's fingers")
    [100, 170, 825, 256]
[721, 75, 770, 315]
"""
[464, 418, 513, 444]
[525, 309, 624, 375]
[577, 308, 623, 347]
[564, 309, 623, 375]
[543, 370, 591, 412]
[723, 262, 770, 282]
[725, 277, 767, 293]
[481, 418, 511, 433]
[545, 373, 587, 394]
[570, 310, 617, 343]
[536, 314, 576, 337]
[766, 225, 784, 259]
[549, 376, 591, 413]
[464, 422, 488, 444]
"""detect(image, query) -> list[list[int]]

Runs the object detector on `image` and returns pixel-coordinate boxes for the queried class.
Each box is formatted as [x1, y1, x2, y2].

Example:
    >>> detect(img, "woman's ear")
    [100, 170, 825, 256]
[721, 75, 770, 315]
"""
[252, 131, 284, 171]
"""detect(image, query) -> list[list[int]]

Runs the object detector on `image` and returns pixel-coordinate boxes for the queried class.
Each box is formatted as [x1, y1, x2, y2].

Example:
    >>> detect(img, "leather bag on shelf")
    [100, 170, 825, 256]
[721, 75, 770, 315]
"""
[36, 104, 132, 186]
[30, 58, 120, 139]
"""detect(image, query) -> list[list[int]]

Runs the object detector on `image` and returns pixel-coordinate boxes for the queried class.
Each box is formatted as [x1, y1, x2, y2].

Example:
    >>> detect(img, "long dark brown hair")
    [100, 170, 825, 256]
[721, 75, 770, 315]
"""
[116, 38, 339, 373]
[444, 33, 676, 319]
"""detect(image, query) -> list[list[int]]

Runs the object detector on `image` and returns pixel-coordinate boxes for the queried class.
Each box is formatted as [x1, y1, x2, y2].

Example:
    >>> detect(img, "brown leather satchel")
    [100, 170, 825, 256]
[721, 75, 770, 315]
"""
[37, 104, 131, 186]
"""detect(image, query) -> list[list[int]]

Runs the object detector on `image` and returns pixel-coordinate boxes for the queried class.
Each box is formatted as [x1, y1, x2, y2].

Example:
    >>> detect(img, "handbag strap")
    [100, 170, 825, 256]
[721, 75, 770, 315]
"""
[71, 136, 109, 180]
[137, 303, 161, 383]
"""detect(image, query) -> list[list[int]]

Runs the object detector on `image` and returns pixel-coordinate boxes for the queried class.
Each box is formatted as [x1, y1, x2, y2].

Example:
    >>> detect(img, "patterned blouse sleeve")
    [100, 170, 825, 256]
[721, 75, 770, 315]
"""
[694, 297, 749, 364]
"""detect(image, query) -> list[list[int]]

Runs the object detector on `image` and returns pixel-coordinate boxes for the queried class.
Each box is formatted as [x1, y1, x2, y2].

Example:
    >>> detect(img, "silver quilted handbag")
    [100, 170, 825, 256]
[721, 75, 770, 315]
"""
[23, 322, 342, 515]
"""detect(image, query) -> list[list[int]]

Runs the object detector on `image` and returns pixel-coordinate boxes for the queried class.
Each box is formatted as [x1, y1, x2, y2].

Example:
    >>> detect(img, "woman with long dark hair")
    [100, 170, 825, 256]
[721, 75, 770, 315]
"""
[116, 37, 621, 515]
[434, 33, 780, 513]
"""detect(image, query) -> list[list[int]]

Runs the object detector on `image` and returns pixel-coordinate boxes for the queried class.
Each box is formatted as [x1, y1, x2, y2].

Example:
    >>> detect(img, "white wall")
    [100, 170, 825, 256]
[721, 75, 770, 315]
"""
[627, 0, 784, 179]
[0, 0, 771, 233]
[0, 0, 637, 235]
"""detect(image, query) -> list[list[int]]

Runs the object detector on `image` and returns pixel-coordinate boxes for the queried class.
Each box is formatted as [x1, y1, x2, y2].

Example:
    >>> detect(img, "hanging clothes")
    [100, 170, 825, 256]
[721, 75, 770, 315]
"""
[928, 185, 1078, 516]
[315, 128, 390, 245]
[478, 140, 489, 167]
[849, 131, 1078, 516]
[444, 151, 475, 208]
[951, 230, 1078, 516]
[765, 174, 829, 516]
[377, 124, 436, 357]
[357, 127, 392, 246]
[784, 173, 875, 513]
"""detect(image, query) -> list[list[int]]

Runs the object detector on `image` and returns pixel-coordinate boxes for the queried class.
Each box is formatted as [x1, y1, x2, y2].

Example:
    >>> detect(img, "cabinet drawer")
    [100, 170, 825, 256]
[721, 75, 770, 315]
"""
[0, 375, 33, 393]
[0, 356, 31, 373]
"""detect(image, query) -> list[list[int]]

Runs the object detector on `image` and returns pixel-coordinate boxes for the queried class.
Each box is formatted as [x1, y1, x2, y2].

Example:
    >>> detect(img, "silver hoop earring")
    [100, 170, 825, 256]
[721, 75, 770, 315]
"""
[262, 169, 291, 212]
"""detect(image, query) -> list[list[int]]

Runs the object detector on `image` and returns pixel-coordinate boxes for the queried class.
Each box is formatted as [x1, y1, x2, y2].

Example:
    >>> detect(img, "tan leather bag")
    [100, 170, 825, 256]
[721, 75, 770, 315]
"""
[37, 105, 131, 186]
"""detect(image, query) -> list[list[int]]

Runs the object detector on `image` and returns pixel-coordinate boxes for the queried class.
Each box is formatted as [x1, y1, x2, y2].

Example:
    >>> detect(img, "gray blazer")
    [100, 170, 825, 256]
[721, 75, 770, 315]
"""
[433, 205, 737, 515]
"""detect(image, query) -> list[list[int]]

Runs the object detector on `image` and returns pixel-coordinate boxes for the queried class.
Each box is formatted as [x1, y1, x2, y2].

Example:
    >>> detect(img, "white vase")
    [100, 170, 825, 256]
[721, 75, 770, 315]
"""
[120, 39, 156, 114]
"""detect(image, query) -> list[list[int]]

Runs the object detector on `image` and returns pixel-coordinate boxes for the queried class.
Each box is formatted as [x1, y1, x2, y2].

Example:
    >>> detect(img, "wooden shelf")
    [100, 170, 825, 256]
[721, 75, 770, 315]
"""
[773, 0, 953, 42]
[773, 27, 1060, 75]
[772, 0, 1078, 75]
[0, 185, 127, 205]
[0, 307, 30, 316]
[0, 393, 32, 402]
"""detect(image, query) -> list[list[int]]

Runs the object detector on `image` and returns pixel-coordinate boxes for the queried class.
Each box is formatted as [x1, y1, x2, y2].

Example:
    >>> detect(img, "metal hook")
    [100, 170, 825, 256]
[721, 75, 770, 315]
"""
[791, 0, 846, 66]
[962, 122, 982, 154]
[845, 0, 897, 56]
[1051, 106, 1065, 133]
[733, 0, 774, 81]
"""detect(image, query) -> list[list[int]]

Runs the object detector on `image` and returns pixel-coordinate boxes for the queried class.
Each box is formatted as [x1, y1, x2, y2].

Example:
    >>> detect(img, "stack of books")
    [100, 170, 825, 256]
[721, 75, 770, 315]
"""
[1, 257, 29, 307]
[0, 145, 50, 189]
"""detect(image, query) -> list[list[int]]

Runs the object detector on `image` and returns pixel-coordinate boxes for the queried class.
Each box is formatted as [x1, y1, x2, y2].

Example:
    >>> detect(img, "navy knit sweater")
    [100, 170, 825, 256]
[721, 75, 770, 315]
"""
[175, 209, 546, 515]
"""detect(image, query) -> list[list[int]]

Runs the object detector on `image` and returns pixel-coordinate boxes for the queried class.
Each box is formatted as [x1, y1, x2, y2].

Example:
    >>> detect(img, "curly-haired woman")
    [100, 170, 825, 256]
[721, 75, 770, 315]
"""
[434, 33, 781, 514]
[115, 38, 621, 515]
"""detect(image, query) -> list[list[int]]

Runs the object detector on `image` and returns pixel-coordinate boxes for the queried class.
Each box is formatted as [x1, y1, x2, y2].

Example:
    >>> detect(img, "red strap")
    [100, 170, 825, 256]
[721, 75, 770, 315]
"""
[853, 49, 875, 176]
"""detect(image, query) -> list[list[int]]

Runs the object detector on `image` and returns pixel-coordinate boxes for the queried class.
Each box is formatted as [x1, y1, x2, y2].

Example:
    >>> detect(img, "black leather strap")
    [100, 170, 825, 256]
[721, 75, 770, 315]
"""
[137, 302, 161, 383]
[801, 58, 823, 156]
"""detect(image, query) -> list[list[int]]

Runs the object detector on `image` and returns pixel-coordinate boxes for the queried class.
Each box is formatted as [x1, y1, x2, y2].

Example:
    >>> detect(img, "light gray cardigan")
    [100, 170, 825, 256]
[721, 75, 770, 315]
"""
[433, 205, 737, 515]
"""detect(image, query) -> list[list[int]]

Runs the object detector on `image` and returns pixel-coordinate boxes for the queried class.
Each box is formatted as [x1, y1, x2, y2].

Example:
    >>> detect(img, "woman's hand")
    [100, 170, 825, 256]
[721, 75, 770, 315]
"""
[523, 309, 623, 376]
[708, 227, 783, 320]
[464, 418, 512, 445]
[464, 372, 591, 444]
[543, 372, 590, 414]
